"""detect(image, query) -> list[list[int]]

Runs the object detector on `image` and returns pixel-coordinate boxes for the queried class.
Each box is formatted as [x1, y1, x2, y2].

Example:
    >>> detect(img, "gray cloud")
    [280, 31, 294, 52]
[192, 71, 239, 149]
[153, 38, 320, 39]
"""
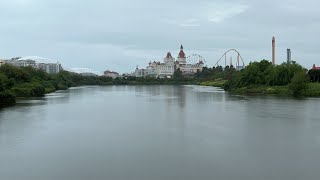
[0, 0, 319, 73]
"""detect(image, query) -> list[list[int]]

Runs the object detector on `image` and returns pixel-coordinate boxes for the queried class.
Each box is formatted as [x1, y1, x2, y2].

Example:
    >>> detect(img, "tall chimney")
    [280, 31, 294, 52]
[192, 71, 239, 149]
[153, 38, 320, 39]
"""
[272, 37, 275, 65]
[287, 49, 291, 64]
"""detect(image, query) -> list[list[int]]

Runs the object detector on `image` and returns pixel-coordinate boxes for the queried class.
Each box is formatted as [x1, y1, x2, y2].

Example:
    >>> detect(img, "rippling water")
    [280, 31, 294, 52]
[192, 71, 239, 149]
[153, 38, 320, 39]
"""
[0, 85, 320, 180]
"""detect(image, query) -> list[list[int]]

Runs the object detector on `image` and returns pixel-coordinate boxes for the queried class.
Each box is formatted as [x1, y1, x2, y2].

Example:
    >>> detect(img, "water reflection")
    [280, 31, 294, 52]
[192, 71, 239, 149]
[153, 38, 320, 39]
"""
[1, 86, 320, 180]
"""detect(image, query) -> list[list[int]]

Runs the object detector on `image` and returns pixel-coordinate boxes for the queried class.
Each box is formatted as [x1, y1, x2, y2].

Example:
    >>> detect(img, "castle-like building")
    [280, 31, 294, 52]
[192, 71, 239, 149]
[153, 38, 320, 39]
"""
[135, 45, 204, 77]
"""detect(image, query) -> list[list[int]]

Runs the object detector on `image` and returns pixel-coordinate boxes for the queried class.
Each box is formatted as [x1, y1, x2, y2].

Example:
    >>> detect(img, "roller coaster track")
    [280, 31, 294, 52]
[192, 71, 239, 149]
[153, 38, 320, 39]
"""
[214, 49, 245, 70]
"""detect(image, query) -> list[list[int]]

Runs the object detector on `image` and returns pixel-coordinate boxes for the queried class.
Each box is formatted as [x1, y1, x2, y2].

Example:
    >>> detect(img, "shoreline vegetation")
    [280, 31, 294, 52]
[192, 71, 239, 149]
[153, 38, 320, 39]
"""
[1, 59, 320, 108]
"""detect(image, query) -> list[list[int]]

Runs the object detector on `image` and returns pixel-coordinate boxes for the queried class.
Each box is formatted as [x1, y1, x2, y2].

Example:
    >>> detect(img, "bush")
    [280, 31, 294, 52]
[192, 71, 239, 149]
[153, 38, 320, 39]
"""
[32, 84, 45, 97]
[289, 71, 309, 96]
[302, 83, 320, 97]
[0, 91, 16, 107]
[266, 87, 276, 94]
[10, 83, 45, 97]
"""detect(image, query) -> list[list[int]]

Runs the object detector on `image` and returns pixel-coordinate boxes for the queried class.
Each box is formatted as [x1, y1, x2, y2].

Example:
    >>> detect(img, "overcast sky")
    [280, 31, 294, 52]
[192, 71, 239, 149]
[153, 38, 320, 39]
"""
[0, 0, 319, 73]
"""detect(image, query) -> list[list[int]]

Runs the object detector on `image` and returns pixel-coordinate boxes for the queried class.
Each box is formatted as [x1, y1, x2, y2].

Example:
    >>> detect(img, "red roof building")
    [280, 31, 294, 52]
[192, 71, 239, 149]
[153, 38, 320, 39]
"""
[312, 64, 320, 70]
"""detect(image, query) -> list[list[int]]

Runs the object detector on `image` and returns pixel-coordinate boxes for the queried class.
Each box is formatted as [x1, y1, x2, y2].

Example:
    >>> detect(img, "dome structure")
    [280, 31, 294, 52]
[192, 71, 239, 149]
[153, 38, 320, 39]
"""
[166, 52, 173, 59]
[18, 56, 57, 63]
[178, 51, 185, 58]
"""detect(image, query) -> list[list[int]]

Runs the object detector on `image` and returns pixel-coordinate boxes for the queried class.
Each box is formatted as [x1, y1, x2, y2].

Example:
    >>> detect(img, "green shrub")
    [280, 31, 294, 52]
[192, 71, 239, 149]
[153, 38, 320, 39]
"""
[10, 83, 45, 97]
[302, 83, 320, 97]
[289, 71, 309, 96]
[0, 91, 16, 107]
[266, 87, 276, 94]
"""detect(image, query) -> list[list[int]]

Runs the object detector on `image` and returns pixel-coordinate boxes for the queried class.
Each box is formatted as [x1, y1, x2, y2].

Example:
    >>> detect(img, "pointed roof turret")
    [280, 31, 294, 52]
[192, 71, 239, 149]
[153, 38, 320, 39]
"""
[178, 44, 186, 58]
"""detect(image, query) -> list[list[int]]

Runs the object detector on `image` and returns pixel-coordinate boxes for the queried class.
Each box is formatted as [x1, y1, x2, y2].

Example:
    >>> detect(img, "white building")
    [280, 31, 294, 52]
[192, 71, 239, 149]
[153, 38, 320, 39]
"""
[3, 56, 62, 74]
[149, 52, 176, 78]
[137, 45, 204, 77]
[36, 62, 62, 74]
[134, 68, 148, 77]
[175, 45, 204, 75]
[5, 59, 37, 68]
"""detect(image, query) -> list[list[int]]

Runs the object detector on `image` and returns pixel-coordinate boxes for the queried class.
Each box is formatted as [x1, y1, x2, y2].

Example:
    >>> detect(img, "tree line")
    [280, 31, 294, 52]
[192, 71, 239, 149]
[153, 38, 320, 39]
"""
[0, 64, 116, 107]
[194, 60, 320, 96]
[1, 60, 319, 107]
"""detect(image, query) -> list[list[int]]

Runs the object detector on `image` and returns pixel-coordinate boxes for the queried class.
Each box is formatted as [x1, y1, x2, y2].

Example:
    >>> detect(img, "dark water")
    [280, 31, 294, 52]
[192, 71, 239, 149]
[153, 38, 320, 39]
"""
[0, 85, 320, 180]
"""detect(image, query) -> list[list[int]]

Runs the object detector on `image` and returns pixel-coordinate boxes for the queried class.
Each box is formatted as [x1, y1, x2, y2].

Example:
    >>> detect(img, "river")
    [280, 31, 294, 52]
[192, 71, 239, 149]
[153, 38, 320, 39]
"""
[0, 85, 320, 180]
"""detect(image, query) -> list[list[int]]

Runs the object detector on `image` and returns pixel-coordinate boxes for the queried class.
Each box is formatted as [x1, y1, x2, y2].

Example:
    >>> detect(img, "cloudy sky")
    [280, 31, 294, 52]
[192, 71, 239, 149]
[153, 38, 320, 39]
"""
[0, 0, 319, 73]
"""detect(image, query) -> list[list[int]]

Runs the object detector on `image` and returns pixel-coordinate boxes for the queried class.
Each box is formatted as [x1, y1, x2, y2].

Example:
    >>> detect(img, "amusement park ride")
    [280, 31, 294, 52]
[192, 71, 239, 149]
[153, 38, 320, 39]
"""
[214, 49, 245, 70]
[186, 54, 206, 64]
[185, 49, 245, 70]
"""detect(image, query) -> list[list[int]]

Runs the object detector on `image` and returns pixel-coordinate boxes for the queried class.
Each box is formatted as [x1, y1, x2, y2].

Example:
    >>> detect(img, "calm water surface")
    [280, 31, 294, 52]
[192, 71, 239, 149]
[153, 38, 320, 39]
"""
[0, 85, 320, 180]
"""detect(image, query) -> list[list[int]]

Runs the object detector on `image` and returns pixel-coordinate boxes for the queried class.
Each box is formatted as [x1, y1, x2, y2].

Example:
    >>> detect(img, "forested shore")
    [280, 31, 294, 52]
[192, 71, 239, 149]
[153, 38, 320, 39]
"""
[1, 60, 320, 108]
[0, 64, 197, 107]
[198, 60, 320, 97]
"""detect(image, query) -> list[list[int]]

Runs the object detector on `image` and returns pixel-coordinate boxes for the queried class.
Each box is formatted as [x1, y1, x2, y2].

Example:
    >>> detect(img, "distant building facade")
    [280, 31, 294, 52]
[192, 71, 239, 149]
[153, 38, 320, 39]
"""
[312, 64, 320, 70]
[134, 68, 148, 77]
[136, 45, 204, 78]
[2, 57, 62, 74]
[5, 59, 37, 68]
[36, 63, 62, 74]
[104, 70, 120, 79]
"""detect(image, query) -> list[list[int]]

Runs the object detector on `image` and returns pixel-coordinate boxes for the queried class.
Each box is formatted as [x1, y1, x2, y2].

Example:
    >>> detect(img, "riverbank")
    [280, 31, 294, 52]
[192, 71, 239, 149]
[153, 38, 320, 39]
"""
[200, 83, 320, 97]
[230, 83, 320, 97]
[199, 79, 227, 88]
[0, 64, 111, 107]
[0, 64, 201, 108]
[2, 61, 320, 108]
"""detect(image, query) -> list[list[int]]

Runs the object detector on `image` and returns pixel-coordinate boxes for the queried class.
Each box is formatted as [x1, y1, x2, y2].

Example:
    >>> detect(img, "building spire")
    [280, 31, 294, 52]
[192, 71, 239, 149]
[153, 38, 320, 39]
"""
[180, 44, 183, 50]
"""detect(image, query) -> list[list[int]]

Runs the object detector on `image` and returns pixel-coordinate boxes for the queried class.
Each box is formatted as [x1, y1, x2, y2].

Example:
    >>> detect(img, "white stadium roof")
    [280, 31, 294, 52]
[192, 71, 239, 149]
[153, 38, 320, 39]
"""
[67, 68, 102, 76]
[18, 56, 58, 63]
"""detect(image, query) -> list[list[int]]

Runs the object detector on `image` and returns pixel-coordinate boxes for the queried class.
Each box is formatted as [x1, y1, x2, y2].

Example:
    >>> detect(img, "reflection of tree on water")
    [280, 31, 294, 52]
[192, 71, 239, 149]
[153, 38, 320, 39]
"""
[0, 103, 47, 148]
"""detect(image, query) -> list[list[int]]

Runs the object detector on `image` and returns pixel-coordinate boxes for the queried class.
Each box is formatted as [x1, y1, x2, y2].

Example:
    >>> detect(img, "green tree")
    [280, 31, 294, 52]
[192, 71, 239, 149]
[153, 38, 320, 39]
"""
[289, 71, 309, 96]
[0, 73, 8, 91]
[173, 68, 183, 79]
[308, 69, 320, 82]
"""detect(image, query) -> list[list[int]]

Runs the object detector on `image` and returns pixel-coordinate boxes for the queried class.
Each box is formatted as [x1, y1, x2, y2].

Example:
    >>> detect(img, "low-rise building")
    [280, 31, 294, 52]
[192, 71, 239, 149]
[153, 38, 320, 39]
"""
[3, 56, 62, 74]
[5, 59, 37, 68]
[104, 70, 120, 79]
[312, 64, 320, 70]
[135, 45, 204, 78]
[134, 68, 147, 77]
[36, 62, 62, 74]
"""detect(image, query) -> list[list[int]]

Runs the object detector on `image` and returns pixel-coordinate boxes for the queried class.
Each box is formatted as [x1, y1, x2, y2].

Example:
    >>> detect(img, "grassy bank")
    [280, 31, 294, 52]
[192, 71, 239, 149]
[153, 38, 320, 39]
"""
[227, 83, 320, 97]
[199, 79, 227, 88]
[302, 83, 320, 97]
[230, 85, 290, 95]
